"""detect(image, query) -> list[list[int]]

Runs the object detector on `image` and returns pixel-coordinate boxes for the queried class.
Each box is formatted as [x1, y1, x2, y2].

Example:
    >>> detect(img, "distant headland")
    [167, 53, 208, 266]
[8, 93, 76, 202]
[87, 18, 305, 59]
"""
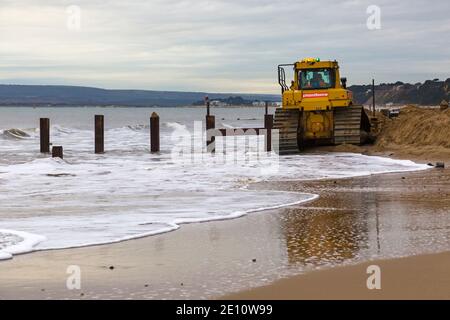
[0, 78, 448, 107]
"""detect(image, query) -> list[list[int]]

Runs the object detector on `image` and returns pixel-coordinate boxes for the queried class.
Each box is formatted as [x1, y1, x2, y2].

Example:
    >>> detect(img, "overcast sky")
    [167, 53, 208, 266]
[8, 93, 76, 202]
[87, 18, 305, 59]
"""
[0, 0, 449, 93]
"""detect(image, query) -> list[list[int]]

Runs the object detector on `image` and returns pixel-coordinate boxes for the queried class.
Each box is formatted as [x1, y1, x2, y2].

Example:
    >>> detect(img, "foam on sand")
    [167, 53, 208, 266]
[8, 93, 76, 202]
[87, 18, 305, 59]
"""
[0, 229, 46, 260]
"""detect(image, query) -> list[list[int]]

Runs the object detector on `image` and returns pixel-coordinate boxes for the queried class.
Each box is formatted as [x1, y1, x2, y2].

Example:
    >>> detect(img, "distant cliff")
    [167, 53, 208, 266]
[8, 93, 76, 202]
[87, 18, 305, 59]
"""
[349, 78, 450, 105]
[0, 85, 279, 107]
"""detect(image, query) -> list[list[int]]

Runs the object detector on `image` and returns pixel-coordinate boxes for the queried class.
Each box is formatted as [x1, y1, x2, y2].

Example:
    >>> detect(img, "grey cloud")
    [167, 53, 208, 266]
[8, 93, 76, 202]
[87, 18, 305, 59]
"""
[0, 0, 449, 92]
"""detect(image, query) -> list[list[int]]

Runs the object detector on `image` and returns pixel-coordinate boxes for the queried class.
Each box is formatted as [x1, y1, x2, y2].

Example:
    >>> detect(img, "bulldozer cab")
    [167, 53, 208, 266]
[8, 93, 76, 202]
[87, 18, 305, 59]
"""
[277, 58, 352, 110]
[299, 68, 334, 90]
[278, 58, 342, 93]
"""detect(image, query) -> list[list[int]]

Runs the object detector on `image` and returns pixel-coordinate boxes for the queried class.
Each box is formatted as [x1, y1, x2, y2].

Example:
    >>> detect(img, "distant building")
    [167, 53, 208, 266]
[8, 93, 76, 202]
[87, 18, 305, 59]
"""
[252, 101, 266, 107]
[252, 101, 278, 107]
[211, 100, 227, 107]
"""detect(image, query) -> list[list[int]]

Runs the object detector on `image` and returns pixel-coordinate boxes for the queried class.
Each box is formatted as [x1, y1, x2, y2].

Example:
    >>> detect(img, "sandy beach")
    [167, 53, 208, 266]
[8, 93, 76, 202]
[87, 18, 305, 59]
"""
[225, 252, 450, 300]
[0, 162, 448, 300]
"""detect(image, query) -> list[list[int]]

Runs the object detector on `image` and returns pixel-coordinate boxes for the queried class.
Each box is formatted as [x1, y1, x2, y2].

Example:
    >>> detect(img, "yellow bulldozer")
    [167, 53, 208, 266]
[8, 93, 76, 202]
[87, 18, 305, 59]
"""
[274, 58, 372, 154]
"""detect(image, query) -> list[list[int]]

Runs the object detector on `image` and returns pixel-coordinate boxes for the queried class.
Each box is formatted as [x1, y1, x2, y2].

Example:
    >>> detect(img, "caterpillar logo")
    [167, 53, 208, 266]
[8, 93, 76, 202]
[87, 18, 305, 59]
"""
[303, 92, 329, 98]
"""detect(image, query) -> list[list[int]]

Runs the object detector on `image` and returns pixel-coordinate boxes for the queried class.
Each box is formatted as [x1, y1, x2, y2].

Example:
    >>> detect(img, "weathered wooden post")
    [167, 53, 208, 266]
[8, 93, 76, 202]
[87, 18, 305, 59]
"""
[52, 146, 63, 159]
[205, 96, 210, 116]
[205, 96, 215, 152]
[150, 112, 160, 153]
[40, 118, 50, 153]
[372, 79, 376, 117]
[95, 115, 104, 154]
[265, 101, 269, 115]
[206, 115, 215, 153]
[264, 114, 273, 152]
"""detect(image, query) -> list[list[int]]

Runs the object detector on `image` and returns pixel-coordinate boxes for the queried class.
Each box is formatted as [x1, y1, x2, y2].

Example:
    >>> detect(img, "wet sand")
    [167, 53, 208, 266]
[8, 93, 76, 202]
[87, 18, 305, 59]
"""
[0, 166, 449, 299]
[224, 251, 450, 300]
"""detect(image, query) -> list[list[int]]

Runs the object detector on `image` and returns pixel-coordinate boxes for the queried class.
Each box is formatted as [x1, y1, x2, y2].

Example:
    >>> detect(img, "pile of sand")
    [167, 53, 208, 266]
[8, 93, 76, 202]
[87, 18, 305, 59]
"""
[307, 105, 450, 163]
[373, 106, 450, 159]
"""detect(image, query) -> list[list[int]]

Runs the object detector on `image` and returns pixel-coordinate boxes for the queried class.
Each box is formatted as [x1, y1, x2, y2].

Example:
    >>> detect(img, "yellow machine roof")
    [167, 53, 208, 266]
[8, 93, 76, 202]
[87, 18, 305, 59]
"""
[295, 58, 338, 69]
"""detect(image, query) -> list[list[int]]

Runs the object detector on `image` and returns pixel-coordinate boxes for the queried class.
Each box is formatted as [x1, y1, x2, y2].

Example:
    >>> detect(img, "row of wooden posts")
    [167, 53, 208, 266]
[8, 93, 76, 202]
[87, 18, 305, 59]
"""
[205, 99, 274, 153]
[39, 113, 160, 159]
[40, 102, 274, 159]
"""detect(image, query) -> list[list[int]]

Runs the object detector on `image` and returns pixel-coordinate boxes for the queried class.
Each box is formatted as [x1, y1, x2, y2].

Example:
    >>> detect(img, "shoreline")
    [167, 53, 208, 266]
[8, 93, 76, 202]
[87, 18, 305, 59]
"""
[0, 153, 427, 262]
[0, 192, 320, 261]
[0, 159, 448, 299]
[306, 144, 450, 168]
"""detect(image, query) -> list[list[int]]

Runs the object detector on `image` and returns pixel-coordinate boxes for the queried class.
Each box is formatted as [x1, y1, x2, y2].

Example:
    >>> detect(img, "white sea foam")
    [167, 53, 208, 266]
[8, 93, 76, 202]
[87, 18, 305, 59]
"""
[0, 110, 431, 260]
[0, 229, 46, 260]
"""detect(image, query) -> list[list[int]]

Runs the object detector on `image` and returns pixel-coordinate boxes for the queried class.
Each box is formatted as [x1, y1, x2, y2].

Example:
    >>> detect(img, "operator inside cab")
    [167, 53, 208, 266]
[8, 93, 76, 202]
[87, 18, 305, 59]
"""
[300, 69, 332, 90]
[290, 80, 295, 90]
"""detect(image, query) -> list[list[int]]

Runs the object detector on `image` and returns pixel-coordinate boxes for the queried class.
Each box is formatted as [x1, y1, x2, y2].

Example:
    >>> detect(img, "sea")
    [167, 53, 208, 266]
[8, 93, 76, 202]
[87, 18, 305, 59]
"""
[0, 106, 429, 260]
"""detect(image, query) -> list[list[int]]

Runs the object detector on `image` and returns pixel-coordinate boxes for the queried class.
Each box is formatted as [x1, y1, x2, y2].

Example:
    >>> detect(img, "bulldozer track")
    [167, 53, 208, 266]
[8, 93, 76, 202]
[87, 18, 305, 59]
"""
[273, 105, 370, 155]
[333, 105, 369, 145]
[273, 108, 301, 155]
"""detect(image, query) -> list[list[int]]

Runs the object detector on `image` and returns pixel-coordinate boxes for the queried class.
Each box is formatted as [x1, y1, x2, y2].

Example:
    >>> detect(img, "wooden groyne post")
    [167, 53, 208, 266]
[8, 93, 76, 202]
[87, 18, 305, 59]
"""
[95, 115, 104, 154]
[264, 113, 273, 152]
[52, 146, 63, 159]
[40, 118, 50, 153]
[150, 112, 160, 153]
[205, 96, 210, 116]
[205, 96, 215, 152]
[206, 115, 215, 152]
[372, 79, 376, 117]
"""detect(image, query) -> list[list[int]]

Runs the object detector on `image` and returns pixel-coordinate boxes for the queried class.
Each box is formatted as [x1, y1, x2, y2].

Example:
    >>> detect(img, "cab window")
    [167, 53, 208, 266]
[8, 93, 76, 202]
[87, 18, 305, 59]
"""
[299, 68, 334, 90]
